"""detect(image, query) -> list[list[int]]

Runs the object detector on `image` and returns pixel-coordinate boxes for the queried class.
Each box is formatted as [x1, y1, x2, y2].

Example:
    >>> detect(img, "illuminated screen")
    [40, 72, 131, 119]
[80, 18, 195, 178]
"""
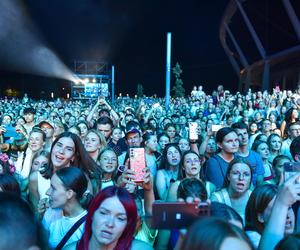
[84, 83, 109, 97]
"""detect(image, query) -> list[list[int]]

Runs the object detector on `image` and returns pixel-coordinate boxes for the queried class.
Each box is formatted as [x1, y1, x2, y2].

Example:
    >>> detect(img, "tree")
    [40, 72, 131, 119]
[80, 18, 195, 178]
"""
[4, 88, 20, 97]
[172, 62, 185, 97]
[136, 83, 144, 98]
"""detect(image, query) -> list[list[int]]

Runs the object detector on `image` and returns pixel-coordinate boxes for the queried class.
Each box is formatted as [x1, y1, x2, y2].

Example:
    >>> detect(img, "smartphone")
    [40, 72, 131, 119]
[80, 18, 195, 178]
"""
[211, 124, 223, 132]
[284, 162, 300, 183]
[129, 147, 146, 183]
[151, 202, 210, 229]
[4, 124, 20, 138]
[152, 103, 160, 109]
[189, 122, 198, 140]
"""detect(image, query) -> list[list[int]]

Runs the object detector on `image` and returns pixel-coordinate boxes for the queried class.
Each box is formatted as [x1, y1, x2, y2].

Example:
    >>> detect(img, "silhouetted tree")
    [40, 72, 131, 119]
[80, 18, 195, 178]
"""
[136, 83, 144, 98]
[172, 62, 185, 97]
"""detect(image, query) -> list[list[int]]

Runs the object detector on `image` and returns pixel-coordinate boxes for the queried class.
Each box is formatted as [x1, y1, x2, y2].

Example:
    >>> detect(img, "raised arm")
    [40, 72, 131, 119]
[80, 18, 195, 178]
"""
[86, 99, 100, 127]
[258, 174, 300, 250]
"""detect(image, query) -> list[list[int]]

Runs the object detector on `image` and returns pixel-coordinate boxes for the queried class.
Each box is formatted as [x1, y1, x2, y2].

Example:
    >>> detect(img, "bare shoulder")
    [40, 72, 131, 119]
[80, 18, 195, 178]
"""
[29, 171, 38, 183]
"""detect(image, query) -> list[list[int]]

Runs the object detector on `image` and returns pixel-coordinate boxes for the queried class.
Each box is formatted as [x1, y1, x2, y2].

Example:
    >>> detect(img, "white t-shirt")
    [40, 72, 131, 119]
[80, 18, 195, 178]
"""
[48, 210, 87, 249]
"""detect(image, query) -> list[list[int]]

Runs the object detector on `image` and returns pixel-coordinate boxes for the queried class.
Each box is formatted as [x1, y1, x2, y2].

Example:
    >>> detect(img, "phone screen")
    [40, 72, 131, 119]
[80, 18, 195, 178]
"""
[152, 103, 160, 109]
[189, 122, 198, 140]
[284, 162, 300, 183]
[151, 202, 210, 229]
[129, 147, 146, 183]
[4, 125, 19, 138]
[211, 124, 223, 132]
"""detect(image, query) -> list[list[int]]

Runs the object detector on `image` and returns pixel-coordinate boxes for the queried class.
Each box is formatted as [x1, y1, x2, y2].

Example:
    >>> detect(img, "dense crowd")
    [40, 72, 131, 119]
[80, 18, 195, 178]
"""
[0, 84, 300, 250]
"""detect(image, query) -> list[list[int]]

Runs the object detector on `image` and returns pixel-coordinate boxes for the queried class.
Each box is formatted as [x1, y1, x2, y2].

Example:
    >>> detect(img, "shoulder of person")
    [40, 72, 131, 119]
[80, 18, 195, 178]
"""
[249, 150, 261, 159]
[29, 170, 38, 182]
[131, 239, 154, 250]
[206, 180, 216, 190]
[62, 241, 78, 250]
[207, 154, 219, 163]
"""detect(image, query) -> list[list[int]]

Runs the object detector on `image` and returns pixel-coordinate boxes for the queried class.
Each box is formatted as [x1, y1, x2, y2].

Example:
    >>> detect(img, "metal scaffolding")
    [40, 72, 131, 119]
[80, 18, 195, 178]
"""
[220, 0, 300, 92]
[71, 61, 111, 100]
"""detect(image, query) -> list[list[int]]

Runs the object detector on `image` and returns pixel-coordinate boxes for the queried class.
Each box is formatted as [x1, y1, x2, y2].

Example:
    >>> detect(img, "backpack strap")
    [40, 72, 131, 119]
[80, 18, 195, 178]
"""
[55, 214, 87, 250]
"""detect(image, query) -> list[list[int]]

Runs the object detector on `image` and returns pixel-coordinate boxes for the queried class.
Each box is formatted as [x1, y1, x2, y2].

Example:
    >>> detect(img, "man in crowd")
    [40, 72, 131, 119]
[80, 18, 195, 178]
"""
[23, 107, 36, 135]
[232, 122, 265, 186]
[281, 121, 300, 160]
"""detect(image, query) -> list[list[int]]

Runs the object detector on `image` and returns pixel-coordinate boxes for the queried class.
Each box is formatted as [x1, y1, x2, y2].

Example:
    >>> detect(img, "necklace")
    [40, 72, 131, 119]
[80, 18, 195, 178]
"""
[102, 178, 112, 183]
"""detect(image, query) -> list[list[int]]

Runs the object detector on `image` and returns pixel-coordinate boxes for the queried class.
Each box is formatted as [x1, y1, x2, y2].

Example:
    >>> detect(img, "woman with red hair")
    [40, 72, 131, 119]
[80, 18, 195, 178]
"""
[64, 186, 152, 250]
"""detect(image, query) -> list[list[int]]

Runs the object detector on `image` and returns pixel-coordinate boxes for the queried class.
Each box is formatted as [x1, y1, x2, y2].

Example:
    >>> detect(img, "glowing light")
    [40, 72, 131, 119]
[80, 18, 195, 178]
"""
[67, 93, 70, 99]
[51, 92, 54, 98]
[92, 78, 96, 83]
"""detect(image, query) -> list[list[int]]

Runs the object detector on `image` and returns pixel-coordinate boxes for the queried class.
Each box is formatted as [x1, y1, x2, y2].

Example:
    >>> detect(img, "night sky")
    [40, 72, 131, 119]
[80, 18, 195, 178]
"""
[1, 0, 298, 98]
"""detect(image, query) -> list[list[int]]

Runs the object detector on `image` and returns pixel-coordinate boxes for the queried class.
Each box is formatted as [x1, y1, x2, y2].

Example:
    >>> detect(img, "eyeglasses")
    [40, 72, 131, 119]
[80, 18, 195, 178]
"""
[184, 159, 200, 164]
[230, 171, 251, 179]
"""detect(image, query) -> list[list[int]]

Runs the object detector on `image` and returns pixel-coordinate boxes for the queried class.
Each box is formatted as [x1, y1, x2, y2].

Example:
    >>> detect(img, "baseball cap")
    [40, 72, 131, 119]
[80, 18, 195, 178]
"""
[125, 128, 140, 139]
[38, 121, 54, 129]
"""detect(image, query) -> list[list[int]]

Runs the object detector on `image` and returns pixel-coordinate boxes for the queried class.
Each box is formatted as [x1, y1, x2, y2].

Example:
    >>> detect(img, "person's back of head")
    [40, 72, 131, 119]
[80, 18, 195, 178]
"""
[290, 136, 300, 162]
[0, 193, 40, 250]
[180, 217, 253, 250]
[0, 174, 21, 195]
[177, 178, 207, 201]
[210, 202, 244, 229]
[245, 184, 278, 233]
[125, 120, 141, 132]
[96, 116, 113, 128]
[231, 122, 248, 130]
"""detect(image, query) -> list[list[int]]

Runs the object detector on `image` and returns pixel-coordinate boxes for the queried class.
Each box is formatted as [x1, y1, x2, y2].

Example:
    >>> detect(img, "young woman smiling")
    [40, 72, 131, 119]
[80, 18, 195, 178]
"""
[37, 132, 100, 219]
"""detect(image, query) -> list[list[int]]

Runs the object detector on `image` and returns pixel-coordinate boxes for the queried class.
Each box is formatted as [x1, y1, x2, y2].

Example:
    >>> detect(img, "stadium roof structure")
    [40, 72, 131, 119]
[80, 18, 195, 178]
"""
[220, 0, 300, 92]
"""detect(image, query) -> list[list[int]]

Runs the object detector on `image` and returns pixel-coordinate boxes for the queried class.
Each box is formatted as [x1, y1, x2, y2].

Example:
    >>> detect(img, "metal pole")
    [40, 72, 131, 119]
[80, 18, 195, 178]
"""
[225, 23, 249, 68]
[224, 48, 240, 76]
[262, 60, 270, 91]
[111, 65, 115, 104]
[165, 32, 172, 109]
[234, 0, 266, 59]
[282, 0, 300, 42]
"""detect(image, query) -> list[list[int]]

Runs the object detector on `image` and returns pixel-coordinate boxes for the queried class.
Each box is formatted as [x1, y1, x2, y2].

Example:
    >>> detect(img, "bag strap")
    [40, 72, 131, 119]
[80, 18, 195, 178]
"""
[55, 214, 87, 250]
